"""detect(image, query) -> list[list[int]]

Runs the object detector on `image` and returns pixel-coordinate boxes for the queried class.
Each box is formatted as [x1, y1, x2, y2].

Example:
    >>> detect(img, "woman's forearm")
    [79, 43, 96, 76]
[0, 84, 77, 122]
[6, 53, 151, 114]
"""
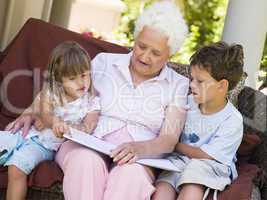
[139, 134, 178, 158]
[139, 106, 186, 157]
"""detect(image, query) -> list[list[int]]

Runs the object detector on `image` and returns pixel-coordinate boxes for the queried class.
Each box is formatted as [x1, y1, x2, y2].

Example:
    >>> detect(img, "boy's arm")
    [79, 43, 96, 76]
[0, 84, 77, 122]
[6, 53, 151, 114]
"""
[175, 143, 213, 160]
[70, 111, 99, 134]
[176, 116, 243, 162]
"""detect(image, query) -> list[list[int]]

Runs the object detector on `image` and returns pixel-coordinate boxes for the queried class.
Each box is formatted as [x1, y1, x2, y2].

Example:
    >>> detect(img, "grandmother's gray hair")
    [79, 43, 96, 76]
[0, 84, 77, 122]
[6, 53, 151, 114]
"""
[134, 1, 188, 55]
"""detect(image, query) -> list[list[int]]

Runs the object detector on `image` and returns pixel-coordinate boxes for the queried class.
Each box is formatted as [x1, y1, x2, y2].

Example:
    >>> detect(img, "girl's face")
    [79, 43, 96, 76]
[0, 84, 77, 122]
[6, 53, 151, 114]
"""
[61, 70, 90, 101]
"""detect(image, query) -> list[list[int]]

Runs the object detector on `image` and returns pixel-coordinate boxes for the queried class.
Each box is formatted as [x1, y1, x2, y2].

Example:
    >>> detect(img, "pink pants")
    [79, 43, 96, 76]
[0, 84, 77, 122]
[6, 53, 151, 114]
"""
[55, 127, 155, 200]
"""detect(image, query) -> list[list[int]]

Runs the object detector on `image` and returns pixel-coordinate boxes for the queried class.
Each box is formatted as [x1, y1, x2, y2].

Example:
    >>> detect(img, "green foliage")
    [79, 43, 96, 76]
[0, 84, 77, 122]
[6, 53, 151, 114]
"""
[173, 0, 228, 63]
[259, 34, 267, 87]
[113, 0, 156, 47]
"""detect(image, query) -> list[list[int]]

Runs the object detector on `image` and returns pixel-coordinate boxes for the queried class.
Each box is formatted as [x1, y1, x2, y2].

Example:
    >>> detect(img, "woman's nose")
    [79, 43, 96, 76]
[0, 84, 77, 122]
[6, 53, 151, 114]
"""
[140, 51, 150, 63]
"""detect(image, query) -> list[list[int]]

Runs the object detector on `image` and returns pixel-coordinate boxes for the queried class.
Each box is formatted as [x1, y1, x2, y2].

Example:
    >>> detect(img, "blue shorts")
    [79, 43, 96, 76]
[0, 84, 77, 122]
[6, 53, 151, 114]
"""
[0, 131, 54, 174]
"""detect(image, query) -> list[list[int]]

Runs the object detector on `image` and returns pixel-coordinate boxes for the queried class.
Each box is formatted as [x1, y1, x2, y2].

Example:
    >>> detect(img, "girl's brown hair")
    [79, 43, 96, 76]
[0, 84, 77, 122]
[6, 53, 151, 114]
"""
[190, 41, 244, 90]
[45, 41, 94, 105]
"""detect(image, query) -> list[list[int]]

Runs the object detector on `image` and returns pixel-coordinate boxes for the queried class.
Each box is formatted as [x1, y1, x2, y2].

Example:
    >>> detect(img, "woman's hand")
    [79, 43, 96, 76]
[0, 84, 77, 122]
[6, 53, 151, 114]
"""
[52, 120, 69, 138]
[34, 117, 45, 131]
[110, 142, 145, 165]
[5, 113, 34, 137]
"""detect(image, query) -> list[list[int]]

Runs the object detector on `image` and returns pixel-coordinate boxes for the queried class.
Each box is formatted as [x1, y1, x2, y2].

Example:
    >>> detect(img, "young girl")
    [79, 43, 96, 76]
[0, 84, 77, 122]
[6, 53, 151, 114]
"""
[0, 41, 100, 200]
[153, 41, 244, 200]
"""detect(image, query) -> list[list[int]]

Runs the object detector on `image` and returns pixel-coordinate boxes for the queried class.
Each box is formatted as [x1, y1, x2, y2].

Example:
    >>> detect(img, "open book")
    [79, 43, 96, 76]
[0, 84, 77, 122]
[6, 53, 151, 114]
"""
[64, 128, 179, 172]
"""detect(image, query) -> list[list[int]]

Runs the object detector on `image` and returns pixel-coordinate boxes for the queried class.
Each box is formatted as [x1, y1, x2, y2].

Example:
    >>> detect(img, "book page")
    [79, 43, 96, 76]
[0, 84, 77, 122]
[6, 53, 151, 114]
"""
[64, 128, 179, 172]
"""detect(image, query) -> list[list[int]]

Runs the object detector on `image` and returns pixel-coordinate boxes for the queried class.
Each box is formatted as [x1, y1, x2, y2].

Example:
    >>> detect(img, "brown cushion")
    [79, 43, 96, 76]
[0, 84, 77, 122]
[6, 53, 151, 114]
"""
[28, 161, 63, 188]
[0, 167, 7, 189]
[207, 163, 260, 200]
[0, 18, 129, 120]
[0, 161, 63, 189]
[237, 133, 261, 164]
[0, 51, 4, 65]
[0, 113, 14, 130]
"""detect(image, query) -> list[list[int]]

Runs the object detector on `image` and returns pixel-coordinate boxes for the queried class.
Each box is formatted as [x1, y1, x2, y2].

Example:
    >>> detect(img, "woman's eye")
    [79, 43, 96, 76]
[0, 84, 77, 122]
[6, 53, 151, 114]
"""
[152, 52, 161, 57]
[139, 44, 146, 50]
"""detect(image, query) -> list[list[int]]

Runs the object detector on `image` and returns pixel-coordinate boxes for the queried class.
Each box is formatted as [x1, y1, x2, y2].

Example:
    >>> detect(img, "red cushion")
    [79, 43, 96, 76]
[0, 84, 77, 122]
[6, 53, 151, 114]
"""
[0, 112, 15, 130]
[0, 161, 63, 189]
[237, 133, 261, 163]
[28, 161, 63, 188]
[207, 163, 260, 200]
[0, 167, 7, 189]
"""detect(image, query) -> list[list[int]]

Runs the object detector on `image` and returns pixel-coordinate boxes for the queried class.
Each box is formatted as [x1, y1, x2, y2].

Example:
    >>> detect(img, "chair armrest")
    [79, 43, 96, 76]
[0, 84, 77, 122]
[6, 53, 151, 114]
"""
[238, 86, 267, 199]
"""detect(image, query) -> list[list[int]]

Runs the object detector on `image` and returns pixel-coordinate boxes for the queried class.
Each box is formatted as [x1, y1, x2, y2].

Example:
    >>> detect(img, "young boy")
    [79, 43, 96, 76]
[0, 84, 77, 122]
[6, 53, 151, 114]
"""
[153, 41, 244, 200]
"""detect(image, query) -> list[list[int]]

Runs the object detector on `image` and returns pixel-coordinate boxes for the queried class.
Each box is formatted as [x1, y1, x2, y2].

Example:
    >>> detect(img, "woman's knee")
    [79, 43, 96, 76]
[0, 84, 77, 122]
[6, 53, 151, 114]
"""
[105, 164, 155, 199]
[110, 164, 152, 184]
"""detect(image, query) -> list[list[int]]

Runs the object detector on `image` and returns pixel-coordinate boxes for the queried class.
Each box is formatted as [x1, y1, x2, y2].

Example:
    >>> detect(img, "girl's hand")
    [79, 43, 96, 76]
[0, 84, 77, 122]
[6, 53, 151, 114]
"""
[34, 117, 45, 131]
[52, 120, 69, 138]
[110, 142, 144, 165]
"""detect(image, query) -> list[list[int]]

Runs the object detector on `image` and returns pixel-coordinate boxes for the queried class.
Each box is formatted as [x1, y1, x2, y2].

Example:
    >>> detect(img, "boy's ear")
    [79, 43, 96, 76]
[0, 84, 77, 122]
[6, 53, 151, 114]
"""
[218, 79, 229, 91]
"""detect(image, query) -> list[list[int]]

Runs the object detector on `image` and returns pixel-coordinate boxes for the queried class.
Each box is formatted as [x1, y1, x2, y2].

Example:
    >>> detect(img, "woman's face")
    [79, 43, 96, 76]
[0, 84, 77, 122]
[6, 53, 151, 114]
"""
[131, 26, 170, 80]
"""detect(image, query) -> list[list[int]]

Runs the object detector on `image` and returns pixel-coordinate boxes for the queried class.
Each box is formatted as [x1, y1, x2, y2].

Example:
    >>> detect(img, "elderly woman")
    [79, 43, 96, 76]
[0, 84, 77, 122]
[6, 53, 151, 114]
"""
[6, 1, 189, 200]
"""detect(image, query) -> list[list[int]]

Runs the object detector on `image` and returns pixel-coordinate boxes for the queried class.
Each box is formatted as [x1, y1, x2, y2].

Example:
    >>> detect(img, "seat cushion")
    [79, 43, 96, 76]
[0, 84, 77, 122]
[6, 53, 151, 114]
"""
[0, 160, 63, 189]
[207, 163, 260, 200]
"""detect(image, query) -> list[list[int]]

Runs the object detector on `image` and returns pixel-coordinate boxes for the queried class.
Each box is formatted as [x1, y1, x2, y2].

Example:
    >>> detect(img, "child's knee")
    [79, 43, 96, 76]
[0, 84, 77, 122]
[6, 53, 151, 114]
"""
[153, 182, 176, 200]
[8, 165, 27, 181]
[179, 184, 204, 200]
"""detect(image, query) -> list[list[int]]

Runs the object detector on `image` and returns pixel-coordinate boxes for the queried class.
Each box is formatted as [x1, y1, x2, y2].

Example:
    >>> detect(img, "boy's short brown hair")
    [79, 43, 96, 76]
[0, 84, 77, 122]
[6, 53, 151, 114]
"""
[190, 41, 244, 90]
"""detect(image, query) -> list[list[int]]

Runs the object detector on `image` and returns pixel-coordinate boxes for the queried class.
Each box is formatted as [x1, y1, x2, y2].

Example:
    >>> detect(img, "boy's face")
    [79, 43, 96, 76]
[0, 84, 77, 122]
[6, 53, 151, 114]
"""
[190, 65, 221, 104]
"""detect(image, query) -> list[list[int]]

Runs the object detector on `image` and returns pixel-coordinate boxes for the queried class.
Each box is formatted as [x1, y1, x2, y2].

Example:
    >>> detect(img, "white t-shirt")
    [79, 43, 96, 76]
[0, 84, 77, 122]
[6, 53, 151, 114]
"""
[181, 95, 243, 179]
[91, 52, 189, 141]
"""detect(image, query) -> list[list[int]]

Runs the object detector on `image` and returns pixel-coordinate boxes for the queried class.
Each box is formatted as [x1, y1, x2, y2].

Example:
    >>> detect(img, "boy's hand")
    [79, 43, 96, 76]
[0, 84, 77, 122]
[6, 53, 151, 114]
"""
[34, 117, 45, 131]
[52, 121, 69, 138]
